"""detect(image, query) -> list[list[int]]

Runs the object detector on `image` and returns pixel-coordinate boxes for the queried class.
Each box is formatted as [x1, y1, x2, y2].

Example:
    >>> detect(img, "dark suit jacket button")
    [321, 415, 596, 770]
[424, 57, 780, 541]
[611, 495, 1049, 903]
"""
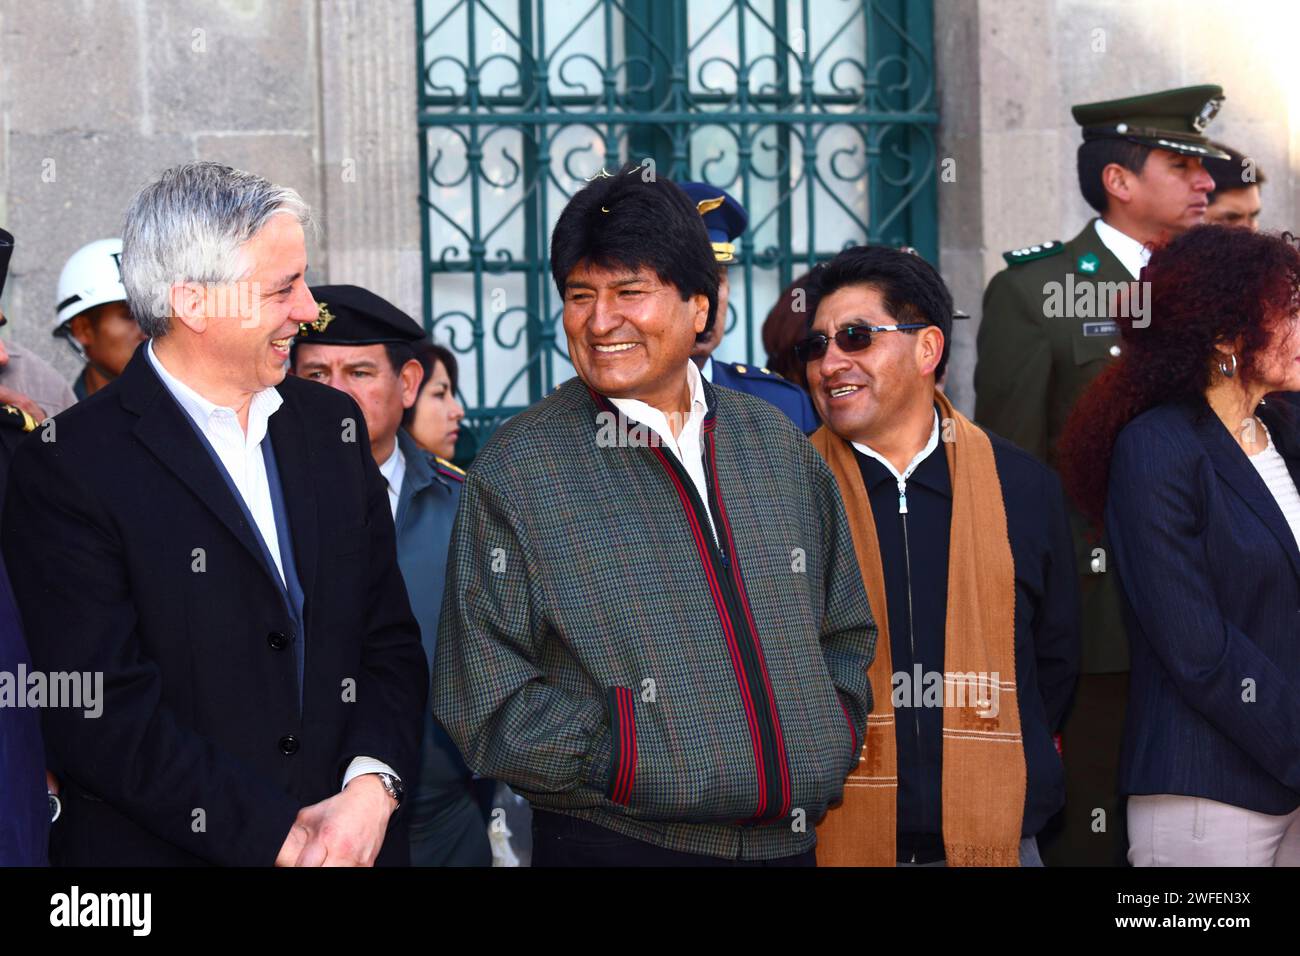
[278, 734, 300, 755]
[267, 631, 289, 651]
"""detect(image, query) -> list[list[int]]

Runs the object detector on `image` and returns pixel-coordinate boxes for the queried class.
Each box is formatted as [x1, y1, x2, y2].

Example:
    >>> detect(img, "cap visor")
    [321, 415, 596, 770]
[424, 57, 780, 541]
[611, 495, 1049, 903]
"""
[1128, 135, 1230, 160]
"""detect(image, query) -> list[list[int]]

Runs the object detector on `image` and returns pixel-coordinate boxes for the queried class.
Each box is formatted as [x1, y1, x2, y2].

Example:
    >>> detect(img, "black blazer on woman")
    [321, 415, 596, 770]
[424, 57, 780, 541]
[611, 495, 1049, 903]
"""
[1107, 395, 1300, 813]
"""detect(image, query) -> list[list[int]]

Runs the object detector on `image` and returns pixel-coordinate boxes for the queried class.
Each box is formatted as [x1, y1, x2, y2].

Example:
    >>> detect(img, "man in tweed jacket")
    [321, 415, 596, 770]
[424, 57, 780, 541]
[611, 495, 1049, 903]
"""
[434, 165, 876, 864]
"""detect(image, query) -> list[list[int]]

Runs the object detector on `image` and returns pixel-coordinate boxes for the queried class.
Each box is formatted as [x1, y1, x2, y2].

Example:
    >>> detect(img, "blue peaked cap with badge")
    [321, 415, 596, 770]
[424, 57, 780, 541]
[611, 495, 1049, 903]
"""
[677, 182, 748, 264]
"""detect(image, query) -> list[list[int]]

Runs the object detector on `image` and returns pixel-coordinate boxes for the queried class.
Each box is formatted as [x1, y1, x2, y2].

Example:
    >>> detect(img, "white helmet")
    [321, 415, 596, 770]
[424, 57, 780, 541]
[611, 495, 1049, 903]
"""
[54, 238, 127, 334]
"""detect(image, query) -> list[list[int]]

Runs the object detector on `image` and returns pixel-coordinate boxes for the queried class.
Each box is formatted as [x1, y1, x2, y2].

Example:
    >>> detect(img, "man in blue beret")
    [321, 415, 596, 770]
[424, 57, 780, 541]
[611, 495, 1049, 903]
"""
[292, 284, 491, 867]
[678, 183, 819, 433]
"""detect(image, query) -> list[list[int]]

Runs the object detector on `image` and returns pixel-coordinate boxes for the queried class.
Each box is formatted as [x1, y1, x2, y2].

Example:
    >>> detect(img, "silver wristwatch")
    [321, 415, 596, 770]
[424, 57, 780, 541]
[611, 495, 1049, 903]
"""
[374, 772, 404, 808]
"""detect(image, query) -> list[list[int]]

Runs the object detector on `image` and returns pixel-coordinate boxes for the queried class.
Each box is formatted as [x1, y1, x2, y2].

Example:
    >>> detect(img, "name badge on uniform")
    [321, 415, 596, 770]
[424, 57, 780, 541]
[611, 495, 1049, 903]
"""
[1082, 321, 1119, 337]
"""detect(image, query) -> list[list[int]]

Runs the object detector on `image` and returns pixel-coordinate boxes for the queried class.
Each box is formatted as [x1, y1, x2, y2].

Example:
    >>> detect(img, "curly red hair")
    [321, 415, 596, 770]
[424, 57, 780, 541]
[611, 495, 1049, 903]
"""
[1058, 225, 1300, 526]
[761, 272, 815, 389]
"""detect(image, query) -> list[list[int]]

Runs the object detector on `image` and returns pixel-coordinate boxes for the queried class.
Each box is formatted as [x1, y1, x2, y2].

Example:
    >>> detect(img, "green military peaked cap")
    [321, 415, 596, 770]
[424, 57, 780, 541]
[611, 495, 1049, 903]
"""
[1072, 85, 1230, 159]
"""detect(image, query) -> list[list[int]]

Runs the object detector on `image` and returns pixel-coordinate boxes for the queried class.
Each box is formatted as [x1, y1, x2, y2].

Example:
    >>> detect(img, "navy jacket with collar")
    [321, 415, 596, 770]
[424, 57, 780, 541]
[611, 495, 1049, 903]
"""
[854, 424, 1079, 841]
[391, 428, 491, 866]
[0, 552, 49, 866]
[1107, 395, 1300, 813]
[709, 359, 819, 434]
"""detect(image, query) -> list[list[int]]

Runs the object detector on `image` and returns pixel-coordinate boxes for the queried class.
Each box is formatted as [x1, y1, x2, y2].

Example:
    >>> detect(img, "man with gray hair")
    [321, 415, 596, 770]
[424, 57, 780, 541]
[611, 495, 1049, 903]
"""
[1, 162, 427, 866]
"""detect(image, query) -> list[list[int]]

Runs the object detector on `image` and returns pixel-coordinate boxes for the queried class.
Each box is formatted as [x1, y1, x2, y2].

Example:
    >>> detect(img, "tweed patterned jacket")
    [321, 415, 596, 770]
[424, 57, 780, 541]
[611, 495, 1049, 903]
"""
[434, 375, 876, 860]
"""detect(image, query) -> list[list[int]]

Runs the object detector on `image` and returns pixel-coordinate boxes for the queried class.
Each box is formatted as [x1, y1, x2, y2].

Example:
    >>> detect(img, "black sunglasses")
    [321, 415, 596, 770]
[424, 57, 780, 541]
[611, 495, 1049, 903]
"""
[794, 323, 928, 364]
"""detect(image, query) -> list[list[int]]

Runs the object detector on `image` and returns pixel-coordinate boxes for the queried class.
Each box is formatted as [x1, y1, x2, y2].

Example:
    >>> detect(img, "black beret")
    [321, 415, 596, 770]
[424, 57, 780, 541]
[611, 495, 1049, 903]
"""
[296, 284, 426, 347]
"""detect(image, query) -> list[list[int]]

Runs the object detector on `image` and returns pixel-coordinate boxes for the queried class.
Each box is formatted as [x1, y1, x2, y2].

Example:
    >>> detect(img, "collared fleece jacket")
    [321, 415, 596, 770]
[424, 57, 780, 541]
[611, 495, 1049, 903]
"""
[434, 376, 876, 860]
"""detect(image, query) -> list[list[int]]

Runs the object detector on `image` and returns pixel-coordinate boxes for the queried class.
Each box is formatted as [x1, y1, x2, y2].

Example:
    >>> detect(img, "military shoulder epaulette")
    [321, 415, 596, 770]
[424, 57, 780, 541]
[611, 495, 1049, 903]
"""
[731, 363, 785, 380]
[433, 456, 466, 481]
[1002, 240, 1064, 266]
[0, 403, 38, 433]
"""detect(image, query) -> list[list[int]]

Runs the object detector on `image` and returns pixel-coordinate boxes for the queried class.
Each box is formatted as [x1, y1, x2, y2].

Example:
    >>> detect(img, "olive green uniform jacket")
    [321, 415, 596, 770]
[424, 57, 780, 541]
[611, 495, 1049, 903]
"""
[974, 218, 1130, 674]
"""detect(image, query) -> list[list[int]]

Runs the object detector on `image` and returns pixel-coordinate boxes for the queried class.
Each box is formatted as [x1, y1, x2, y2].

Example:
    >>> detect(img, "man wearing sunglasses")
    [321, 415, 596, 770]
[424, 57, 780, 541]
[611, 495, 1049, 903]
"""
[804, 245, 1079, 867]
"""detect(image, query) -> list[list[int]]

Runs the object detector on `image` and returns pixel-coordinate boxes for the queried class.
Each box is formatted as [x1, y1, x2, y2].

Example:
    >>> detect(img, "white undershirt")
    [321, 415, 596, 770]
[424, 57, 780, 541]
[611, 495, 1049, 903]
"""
[609, 360, 717, 543]
[851, 410, 942, 515]
[1094, 218, 1151, 280]
[378, 444, 406, 520]
[147, 341, 396, 791]
[1249, 425, 1300, 551]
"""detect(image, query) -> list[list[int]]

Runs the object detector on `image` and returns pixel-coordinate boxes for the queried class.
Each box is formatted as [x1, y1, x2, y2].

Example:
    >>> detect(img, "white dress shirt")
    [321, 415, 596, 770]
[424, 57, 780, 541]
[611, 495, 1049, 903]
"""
[378, 443, 406, 520]
[700, 356, 715, 383]
[147, 342, 396, 791]
[1094, 218, 1151, 280]
[609, 359, 717, 543]
[147, 341, 286, 585]
[851, 410, 942, 514]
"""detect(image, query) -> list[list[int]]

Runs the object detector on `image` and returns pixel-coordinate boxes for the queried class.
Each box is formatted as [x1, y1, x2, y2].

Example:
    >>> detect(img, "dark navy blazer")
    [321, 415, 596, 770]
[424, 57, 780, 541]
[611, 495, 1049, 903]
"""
[0, 552, 49, 866]
[1107, 395, 1300, 813]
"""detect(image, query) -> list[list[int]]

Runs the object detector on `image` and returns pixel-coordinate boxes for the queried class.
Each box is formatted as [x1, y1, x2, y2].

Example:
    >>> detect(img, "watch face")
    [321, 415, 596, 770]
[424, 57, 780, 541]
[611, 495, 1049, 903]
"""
[379, 773, 403, 804]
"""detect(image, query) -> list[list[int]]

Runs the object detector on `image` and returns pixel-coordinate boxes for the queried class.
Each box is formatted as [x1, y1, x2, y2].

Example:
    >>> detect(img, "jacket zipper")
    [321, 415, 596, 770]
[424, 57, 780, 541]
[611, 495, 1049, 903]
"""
[653, 432, 787, 821]
[701, 431, 787, 819]
[586, 386, 789, 822]
[898, 476, 924, 863]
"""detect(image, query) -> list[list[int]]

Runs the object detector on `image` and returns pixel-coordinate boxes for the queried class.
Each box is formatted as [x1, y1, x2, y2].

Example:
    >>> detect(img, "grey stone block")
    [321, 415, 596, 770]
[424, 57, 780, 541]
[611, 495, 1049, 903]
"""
[2, 129, 195, 371]
[143, 0, 317, 136]
[194, 130, 321, 217]
[936, 132, 984, 249]
[317, 0, 422, 316]
[1, 0, 143, 136]
[939, 246, 983, 417]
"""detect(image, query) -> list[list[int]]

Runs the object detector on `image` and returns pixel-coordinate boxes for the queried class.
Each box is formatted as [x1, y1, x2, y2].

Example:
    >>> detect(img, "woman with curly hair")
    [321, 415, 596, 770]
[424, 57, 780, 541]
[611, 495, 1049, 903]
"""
[1058, 224, 1300, 866]
[761, 271, 816, 390]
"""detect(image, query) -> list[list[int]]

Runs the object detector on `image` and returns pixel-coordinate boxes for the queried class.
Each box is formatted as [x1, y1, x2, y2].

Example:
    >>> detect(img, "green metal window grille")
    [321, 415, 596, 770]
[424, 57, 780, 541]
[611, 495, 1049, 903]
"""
[417, 0, 938, 457]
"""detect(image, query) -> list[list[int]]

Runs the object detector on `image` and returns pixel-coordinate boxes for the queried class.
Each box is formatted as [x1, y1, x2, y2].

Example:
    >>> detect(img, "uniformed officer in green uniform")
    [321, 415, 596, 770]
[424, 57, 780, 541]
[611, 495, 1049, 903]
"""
[974, 85, 1228, 866]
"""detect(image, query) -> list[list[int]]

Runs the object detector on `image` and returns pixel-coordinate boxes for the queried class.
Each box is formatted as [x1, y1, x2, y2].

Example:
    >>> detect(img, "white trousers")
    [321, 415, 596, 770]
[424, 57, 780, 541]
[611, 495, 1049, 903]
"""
[1128, 794, 1300, 866]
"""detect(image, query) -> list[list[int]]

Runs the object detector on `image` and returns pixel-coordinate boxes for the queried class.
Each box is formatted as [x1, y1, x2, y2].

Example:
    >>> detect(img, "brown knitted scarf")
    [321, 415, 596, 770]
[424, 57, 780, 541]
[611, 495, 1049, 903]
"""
[811, 389, 1025, 866]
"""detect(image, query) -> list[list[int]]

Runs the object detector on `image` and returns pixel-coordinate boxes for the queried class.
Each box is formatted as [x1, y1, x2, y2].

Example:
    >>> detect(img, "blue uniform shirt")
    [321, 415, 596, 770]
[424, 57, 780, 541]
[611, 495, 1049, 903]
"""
[707, 358, 819, 434]
[391, 428, 490, 866]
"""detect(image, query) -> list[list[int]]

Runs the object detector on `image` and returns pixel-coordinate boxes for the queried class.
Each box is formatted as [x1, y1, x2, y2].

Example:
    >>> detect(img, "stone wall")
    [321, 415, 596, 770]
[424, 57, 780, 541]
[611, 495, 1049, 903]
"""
[2, 0, 1295, 408]
[0, 0, 420, 380]
[936, 0, 1300, 413]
